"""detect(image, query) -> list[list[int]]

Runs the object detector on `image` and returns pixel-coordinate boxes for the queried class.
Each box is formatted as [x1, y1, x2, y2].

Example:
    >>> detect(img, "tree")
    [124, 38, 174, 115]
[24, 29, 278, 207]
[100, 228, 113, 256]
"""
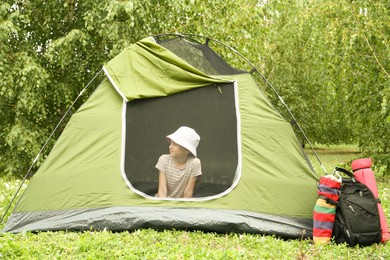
[0, 0, 389, 177]
[252, 0, 389, 173]
[0, 0, 261, 177]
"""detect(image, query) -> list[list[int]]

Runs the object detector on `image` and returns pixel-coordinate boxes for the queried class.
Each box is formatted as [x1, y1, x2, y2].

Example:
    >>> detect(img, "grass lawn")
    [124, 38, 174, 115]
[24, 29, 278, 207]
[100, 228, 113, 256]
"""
[1, 146, 390, 259]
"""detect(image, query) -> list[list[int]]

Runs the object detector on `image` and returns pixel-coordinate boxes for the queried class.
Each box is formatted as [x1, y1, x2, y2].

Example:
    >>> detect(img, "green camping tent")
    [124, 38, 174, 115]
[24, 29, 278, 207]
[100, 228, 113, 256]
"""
[3, 35, 319, 238]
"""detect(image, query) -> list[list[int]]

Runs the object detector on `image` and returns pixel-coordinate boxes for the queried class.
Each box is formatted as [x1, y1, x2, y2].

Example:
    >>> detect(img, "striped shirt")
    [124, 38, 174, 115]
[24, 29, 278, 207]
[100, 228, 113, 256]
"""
[156, 154, 202, 198]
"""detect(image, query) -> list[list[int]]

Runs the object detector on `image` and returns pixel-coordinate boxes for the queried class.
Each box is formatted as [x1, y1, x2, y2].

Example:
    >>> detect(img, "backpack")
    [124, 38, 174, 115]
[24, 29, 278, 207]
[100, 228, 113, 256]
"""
[332, 167, 382, 246]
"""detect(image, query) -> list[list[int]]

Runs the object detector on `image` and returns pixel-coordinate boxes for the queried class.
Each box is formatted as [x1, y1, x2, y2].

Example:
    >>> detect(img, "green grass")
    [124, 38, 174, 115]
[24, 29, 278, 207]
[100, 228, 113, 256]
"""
[1, 228, 389, 259]
[1, 146, 390, 259]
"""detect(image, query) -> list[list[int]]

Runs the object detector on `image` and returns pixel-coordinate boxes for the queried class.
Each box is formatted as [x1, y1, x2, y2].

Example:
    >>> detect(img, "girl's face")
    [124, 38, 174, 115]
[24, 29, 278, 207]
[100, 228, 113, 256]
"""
[169, 141, 189, 158]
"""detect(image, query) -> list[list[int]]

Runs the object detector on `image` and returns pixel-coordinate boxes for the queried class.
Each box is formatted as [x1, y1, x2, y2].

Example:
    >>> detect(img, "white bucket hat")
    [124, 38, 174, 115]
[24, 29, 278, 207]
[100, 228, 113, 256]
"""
[166, 126, 200, 157]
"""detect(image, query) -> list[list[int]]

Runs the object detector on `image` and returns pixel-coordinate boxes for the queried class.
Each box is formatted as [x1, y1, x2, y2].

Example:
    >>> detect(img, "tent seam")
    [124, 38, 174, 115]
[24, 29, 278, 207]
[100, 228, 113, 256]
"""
[103, 66, 129, 102]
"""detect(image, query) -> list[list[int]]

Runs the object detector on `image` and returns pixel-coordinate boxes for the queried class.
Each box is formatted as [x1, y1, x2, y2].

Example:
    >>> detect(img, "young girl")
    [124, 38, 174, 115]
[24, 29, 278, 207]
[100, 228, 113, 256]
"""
[155, 126, 202, 198]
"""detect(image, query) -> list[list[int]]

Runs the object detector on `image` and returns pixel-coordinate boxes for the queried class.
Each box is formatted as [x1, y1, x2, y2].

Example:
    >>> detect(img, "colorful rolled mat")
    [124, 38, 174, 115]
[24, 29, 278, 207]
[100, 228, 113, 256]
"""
[313, 175, 341, 244]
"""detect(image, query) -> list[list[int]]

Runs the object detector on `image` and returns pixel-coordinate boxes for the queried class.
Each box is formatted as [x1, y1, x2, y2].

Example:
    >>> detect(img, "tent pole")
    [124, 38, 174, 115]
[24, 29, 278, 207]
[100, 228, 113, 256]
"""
[0, 69, 103, 224]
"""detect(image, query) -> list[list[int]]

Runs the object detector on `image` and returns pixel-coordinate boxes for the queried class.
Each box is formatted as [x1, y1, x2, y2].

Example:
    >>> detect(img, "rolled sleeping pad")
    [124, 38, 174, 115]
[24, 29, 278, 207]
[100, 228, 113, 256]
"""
[352, 158, 390, 242]
[313, 175, 341, 244]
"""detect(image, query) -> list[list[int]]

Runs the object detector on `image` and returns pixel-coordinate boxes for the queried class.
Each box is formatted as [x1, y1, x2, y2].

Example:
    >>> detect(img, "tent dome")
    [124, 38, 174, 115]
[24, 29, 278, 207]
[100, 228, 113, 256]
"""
[3, 35, 318, 238]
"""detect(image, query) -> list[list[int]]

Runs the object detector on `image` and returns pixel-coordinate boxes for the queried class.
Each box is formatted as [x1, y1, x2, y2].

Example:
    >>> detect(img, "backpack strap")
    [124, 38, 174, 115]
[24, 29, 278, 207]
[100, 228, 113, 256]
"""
[334, 167, 354, 178]
[319, 195, 338, 206]
[334, 167, 357, 182]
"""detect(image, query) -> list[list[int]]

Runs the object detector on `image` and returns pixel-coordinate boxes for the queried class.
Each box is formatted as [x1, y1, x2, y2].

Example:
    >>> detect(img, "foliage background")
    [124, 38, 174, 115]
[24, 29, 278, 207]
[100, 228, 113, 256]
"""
[0, 0, 389, 177]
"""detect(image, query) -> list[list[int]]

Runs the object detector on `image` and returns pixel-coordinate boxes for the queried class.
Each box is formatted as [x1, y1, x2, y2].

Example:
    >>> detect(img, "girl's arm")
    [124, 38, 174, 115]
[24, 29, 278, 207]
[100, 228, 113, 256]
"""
[183, 176, 197, 198]
[157, 172, 168, 198]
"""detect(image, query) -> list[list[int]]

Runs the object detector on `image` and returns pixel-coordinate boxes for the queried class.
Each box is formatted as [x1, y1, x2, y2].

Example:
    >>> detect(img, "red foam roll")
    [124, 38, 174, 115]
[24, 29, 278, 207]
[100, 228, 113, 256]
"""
[352, 158, 372, 171]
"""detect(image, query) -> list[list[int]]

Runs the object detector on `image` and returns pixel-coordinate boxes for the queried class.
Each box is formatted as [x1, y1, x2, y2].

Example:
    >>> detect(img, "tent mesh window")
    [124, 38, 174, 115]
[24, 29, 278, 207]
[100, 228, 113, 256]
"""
[124, 83, 239, 198]
[157, 36, 245, 75]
